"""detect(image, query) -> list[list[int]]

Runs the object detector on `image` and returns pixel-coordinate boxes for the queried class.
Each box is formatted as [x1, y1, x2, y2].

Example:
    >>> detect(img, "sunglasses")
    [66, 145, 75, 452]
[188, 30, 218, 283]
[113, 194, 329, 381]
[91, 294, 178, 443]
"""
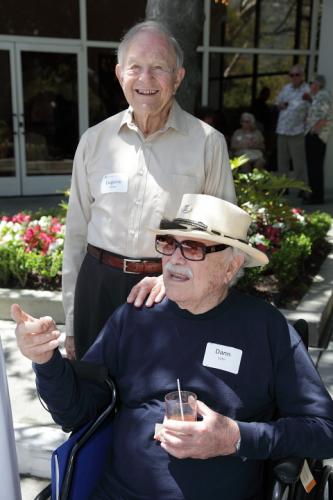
[289, 72, 301, 77]
[155, 235, 229, 261]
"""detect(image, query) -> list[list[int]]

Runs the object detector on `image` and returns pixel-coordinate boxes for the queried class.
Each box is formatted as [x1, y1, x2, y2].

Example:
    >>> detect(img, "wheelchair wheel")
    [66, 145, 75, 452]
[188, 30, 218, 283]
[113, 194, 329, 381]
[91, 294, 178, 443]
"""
[314, 465, 333, 500]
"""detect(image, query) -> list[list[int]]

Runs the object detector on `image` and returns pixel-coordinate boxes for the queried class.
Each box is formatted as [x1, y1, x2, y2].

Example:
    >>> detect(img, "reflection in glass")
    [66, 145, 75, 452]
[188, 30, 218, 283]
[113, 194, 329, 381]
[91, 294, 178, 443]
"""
[210, 1, 255, 47]
[0, 51, 15, 177]
[259, 0, 297, 49]
[21, 52, 79, 176]
[87, 0, 146, 42]
[259, 0, 312, 50]
[0, 0, 79, 38]
[88, 48, 127, 126]
[209, 0, 312, 52]
[300, 0, 312, 50]
[209, 53, 254, 111]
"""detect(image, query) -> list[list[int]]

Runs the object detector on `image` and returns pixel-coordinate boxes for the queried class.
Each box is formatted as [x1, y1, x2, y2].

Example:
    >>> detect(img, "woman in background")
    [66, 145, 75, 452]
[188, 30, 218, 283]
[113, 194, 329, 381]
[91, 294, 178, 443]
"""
[231, 112, 265, 170]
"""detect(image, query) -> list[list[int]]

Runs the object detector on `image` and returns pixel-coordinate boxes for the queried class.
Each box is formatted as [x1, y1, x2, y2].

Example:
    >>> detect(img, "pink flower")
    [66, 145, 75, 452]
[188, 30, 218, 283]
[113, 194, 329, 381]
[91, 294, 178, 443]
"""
[12, 213, 31, 224]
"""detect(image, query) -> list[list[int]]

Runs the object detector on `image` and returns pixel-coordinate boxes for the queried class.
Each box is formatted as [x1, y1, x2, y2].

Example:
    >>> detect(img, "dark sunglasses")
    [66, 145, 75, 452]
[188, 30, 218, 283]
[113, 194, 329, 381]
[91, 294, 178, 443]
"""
[289, 72, 301, 77]
[155, 235, 229, 261]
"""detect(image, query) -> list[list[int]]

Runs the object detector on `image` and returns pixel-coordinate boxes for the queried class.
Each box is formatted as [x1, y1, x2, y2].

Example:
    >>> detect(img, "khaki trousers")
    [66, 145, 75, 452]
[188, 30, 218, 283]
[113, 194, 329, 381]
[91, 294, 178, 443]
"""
[277, 133, 308, 184]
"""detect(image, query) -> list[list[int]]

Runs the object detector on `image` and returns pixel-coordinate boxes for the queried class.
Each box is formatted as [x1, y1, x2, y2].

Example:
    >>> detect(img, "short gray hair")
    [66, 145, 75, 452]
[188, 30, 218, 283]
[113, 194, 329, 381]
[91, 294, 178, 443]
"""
[241, 112, 256, 126]
[314, 75, 326, 89]
[224, 247, 248, 287]
[117, 21, 184, 69]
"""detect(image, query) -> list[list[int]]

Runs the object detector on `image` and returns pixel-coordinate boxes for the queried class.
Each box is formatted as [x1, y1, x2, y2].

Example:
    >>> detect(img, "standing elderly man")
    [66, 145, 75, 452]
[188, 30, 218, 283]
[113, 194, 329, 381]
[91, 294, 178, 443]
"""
[304, 74, 332, 204]
[275, 64, 310, 189]
[63, 21, 236, 360]
[13, 194, 333, 500]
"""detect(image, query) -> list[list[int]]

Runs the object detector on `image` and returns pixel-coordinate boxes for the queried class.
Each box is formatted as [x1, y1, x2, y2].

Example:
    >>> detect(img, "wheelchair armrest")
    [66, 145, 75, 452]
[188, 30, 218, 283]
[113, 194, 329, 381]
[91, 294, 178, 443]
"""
[273, 457, 304, 485]
[61, 360, 117, 433]
[34, 483, 51, 500]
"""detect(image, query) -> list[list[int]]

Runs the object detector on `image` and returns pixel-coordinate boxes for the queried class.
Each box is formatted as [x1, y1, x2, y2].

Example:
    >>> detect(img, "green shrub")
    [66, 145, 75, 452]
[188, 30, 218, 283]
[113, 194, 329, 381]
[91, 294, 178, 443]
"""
[231, 161, 332, 298]
[0, 213, 64, 290]
[0, 170, 331, 300]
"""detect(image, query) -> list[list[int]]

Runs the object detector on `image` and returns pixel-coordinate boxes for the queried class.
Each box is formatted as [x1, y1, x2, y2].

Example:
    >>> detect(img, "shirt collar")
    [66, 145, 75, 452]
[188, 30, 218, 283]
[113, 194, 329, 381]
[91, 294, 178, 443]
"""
[117, 100, 188, 136]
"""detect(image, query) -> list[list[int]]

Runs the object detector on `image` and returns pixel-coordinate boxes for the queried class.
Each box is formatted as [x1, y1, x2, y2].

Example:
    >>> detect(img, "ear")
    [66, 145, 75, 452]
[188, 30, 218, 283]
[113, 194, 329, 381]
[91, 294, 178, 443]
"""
[224, 254, 245, 285]
[115, 64, 123, 86]
[173, 67, 185, 94]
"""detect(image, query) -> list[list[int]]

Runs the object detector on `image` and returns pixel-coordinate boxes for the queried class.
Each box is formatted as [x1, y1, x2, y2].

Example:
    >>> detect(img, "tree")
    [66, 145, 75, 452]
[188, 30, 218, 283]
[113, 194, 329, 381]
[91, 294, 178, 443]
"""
[145, 0, 204, 113]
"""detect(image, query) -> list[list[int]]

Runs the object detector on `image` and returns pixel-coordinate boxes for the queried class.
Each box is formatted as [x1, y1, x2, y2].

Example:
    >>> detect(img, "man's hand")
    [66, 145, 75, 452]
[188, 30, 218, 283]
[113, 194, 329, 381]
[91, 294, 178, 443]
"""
[11, 303, 61, 365]
[156, 400, 240, 459]
[65, 336, 76, 360]
[127, 274, 165, 307]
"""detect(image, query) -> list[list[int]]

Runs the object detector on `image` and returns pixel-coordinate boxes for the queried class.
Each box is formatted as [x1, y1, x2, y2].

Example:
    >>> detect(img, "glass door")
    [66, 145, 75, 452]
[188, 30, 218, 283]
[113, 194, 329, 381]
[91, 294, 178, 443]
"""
[0, 42, 81, 196]
[0, 44, 20, 195]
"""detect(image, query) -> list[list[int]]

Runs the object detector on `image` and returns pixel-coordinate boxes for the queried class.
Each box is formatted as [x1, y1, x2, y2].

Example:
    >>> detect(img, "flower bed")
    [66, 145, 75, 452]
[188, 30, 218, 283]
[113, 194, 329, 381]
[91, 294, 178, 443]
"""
[232, 163, 332, 307]
[0, 212, 65, 290]
[0, 167, 331, 307]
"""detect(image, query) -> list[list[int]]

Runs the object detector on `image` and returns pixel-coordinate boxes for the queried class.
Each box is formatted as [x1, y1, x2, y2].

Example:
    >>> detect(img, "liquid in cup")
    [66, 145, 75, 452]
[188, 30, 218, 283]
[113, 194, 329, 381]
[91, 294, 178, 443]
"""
[164, 391, 197, 421]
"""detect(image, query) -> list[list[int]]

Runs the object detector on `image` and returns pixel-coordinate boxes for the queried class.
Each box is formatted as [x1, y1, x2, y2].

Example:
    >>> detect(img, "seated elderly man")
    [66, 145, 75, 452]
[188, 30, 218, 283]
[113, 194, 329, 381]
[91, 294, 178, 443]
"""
[13, 194, 333, 500]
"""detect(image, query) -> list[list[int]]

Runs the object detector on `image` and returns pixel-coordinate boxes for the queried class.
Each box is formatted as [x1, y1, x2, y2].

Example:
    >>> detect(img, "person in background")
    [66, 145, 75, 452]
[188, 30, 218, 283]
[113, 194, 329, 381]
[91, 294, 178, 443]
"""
[230, 112, 265, 170]
[275, 64, 310, 192]
[303, 75, 332, 204]
[252, 86, 271, 133]
[13, 194, 333, 500]
[62, 21, 236, 360]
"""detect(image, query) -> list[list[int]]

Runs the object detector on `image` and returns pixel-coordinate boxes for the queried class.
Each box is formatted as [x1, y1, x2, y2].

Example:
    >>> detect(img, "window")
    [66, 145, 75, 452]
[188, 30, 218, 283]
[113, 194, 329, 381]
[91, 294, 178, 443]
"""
[0, 0, 79, 38]
[87, 0, 146, 41]
[88, 48, 126, 126]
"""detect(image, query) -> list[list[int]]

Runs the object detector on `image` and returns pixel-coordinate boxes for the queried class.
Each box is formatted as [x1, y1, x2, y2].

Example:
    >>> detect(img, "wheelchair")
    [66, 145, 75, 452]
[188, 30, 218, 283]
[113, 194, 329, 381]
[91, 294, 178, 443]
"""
[34, 319, 333, 500]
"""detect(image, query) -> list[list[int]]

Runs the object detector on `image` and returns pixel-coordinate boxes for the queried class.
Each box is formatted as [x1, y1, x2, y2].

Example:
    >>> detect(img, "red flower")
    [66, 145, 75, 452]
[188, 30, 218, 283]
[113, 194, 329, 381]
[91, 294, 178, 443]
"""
[12, 213, 31, 224]
[256, 243, 268, 253]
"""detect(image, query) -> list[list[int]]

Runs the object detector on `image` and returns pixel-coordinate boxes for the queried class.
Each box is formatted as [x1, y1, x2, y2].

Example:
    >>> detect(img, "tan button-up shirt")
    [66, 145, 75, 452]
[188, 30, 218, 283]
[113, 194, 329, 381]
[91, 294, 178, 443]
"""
[63, 100, 236, 336]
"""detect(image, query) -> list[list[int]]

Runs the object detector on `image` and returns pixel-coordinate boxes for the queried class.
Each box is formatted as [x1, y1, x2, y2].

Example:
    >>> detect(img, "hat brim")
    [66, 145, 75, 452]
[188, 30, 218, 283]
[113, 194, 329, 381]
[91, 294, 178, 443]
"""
[150, 228, 269, 268]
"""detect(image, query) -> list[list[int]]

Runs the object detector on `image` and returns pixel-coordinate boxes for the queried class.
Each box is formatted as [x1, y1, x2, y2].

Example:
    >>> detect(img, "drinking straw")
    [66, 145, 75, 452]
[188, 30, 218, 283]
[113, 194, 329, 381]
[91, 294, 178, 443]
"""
[177, 378, 185, 421]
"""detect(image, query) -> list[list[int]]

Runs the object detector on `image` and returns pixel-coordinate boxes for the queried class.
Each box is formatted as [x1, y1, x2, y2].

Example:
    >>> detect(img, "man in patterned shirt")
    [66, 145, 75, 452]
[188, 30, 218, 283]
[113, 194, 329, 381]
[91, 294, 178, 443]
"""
[304, 75, 332, 204]
[275, 64, 310, 189]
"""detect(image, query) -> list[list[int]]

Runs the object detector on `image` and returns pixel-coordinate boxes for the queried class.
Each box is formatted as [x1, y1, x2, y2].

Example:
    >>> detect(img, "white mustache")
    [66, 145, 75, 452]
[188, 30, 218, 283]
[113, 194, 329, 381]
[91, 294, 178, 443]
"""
[164, 262, 193, 279]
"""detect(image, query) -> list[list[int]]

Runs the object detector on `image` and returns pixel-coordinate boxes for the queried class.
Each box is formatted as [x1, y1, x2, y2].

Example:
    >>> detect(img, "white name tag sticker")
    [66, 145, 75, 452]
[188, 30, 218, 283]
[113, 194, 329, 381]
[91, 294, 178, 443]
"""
[203, 343, 242, 374]
[101, 173, 128, 193]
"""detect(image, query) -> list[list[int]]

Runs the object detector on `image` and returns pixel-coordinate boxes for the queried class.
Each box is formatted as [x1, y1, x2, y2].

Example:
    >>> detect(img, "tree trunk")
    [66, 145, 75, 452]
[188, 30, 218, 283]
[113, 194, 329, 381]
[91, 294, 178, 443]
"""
[145, 0, 204, 114]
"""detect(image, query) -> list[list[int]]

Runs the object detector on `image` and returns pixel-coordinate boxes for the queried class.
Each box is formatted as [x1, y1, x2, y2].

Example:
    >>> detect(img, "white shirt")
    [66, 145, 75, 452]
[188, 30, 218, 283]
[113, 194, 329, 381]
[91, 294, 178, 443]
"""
[62, 100, 236, 336]
[276, 82, 310, 135]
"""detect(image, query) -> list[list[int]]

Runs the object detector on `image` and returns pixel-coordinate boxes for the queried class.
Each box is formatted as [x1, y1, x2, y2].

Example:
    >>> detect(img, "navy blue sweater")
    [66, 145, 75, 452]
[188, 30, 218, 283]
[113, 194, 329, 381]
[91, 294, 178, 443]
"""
[35, 290, 333, 499]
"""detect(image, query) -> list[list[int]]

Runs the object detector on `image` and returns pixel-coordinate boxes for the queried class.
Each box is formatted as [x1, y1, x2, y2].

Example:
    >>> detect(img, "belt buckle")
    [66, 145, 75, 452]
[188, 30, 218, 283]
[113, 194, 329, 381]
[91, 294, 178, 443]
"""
[123, 258, 141, 274]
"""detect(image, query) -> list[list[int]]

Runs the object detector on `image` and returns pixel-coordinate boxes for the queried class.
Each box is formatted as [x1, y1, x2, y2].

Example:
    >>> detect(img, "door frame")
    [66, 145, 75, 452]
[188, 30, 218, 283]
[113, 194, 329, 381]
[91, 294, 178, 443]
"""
[0, 40, 85, 196]
[0, 41, 21, 196]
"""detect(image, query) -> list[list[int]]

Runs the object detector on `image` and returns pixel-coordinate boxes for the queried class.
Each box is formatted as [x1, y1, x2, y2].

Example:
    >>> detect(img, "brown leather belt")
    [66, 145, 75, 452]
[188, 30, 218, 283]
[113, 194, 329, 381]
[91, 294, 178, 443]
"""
[87, 244, 162, 274]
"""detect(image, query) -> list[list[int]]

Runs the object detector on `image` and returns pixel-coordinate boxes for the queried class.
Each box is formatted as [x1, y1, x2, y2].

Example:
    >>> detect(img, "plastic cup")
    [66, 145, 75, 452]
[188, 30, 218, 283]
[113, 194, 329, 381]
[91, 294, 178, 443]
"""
[164, 391, 197, 421]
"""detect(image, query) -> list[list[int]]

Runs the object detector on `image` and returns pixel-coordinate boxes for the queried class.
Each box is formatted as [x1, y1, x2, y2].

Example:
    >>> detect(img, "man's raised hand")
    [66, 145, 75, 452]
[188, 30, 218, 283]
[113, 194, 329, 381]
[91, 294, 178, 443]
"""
[11, 303, 61, 365]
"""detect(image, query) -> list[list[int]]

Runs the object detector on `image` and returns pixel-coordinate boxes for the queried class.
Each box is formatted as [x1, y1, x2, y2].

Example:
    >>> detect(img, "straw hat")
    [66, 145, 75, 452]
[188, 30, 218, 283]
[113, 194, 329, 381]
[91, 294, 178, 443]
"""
[152, 194, 269, 268]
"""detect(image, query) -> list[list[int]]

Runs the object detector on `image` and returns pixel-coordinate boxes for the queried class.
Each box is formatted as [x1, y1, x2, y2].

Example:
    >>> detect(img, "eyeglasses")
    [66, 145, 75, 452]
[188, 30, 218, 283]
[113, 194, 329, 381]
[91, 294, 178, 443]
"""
[289, 72, 301, 77]
[155, 235, 229, 261]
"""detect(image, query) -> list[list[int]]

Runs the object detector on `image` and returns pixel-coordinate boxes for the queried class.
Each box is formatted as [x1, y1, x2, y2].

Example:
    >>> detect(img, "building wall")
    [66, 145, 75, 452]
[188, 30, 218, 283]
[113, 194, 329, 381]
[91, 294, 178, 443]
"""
[318, 0, 333, 195]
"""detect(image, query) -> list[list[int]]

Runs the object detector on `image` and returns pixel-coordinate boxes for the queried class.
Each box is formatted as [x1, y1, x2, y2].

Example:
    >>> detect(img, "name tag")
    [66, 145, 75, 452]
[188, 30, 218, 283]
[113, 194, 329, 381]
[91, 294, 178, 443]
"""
[203, 343, 242, 374]
[101, 173, 128, 193]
